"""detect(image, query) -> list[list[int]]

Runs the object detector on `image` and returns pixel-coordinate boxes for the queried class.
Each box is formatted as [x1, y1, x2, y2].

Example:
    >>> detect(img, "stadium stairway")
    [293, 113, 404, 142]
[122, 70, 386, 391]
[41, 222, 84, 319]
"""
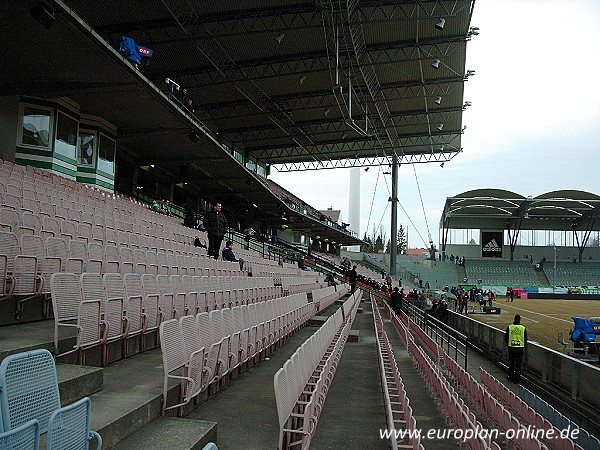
[456, 264, 467, 283]
[536, 269, 550, 285]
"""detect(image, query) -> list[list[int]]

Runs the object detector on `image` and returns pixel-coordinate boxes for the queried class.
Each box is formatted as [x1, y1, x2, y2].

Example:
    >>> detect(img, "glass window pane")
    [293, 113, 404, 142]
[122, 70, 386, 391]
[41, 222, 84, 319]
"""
[22, 107, 51, 147]
[78, 131, 95, 165]
[56, 113, 78, 146]
[98, 134, 115, 162]
[55, 112, 78, 159]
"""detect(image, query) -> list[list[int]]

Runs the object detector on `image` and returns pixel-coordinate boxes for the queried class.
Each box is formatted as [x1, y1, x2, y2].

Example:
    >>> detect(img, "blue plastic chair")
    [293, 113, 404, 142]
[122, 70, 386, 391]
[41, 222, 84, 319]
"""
[0, 419, 40, 450]
[46, 398, 101, 450]
[0, 349, 101, 449]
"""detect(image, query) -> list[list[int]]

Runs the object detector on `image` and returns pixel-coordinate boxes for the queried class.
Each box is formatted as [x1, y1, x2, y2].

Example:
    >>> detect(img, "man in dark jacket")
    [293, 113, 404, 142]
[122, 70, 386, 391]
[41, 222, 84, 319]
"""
[203, 202, 228, 259]
[390, 287, 403, 315]
[347, 265, 358, 293]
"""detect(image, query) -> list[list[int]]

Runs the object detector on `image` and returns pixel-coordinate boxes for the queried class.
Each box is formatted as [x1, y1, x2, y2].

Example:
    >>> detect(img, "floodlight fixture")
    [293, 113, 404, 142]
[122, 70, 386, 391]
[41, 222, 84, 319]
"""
[434, 96, 442, 105]
[274, 33, 285, 44]
[440, 162, 445, 168]
[297, 75, 306, 84]
[463, 101, 472, 108]
[436, 124, 443, 131]
[435, 18, 446, 30]
[150, 164, 155, 168]
[364, 167, 369, 172]
[468, 26, 480, 37]
[323, 108, 330, 116]
[465, 70, 476, 77]
[431, 59, 441, 69]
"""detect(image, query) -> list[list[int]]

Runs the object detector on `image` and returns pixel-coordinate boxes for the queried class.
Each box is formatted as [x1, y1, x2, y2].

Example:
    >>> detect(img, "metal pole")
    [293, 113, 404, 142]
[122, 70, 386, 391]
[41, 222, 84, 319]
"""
[554, 245, 557, 293]
[390, 154, 399, 275]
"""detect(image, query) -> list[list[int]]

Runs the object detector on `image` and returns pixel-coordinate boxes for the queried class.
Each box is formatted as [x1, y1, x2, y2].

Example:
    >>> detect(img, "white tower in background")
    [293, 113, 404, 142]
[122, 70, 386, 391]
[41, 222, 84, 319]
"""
[348, 167, 361, 250]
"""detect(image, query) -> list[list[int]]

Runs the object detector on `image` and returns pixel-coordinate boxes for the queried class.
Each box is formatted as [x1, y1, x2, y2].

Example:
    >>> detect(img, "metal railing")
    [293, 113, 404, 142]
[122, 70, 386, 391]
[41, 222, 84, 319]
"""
[405, 302, 468, 368]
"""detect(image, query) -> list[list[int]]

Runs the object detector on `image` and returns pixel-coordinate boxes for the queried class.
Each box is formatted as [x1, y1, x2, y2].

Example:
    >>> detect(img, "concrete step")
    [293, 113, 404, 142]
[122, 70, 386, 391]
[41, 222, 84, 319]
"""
[89, 348, 182, 449]
[57, 363, 103, 406]
[0, 295, 48, 326]
[0, 320, 76, 363]
[111, 417, 217, 450]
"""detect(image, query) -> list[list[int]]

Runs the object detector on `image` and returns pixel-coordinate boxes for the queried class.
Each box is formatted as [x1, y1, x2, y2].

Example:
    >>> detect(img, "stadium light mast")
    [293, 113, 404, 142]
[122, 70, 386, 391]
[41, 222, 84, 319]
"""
[389, 154, 399, 275]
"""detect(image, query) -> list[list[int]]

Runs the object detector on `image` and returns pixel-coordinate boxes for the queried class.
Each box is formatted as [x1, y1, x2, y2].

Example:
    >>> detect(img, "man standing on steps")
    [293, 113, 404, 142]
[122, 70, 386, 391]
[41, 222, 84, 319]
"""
[505, 314, 527, 382]
[347, 265, 358, 293]
[203, 202, 228, 259]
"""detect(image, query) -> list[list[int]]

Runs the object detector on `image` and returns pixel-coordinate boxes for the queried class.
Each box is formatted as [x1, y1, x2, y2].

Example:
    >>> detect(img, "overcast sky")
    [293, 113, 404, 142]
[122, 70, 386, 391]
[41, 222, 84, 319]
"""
[270, 0, 600, 248]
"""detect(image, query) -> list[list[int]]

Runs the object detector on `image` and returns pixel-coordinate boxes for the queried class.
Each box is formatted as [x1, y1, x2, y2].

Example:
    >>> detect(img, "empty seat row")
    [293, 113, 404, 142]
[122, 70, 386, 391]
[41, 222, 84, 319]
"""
[480, 369, 583, 450]
[311, 285, 348, 312]
[50, 272, 284, 365]
[160, 293, 316, 411]
[274, 290, 362, 449]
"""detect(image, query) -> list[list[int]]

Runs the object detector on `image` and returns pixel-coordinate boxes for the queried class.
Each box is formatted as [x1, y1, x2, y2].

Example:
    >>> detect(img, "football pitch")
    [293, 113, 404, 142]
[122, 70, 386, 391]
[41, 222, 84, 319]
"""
[460, 297, 600, 353]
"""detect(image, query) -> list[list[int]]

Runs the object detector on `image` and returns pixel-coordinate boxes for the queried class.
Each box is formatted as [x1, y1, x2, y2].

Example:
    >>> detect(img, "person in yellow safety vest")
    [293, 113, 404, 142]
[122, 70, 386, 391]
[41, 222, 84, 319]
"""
[505, 314, 528, 382]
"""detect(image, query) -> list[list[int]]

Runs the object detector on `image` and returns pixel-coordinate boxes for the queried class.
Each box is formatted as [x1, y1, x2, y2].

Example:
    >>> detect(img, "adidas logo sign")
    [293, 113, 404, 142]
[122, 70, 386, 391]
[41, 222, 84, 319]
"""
[483, 239, 500, 252]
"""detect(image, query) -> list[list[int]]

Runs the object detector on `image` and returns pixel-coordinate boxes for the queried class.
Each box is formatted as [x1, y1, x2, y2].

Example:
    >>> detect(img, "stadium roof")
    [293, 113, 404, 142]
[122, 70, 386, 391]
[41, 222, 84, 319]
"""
[0, 0, 475, 245]
[440, 189, 600, 232]
[44, 0, 475, 171]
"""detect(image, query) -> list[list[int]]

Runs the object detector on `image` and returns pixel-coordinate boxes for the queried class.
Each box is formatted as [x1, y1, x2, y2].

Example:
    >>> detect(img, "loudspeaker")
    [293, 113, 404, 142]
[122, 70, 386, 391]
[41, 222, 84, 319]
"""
[178, 165, 189, 178]
[30, 2, 55, 29]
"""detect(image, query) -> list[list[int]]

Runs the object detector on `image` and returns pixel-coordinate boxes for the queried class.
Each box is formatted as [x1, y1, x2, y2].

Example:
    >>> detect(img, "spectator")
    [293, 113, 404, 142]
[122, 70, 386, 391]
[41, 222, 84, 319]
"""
[347, 265, 358, 293]
[298, 257, 309, 271]
[203, 202, 228, 259]
[437, 299, 449, 323]
[325, 273, 337, 287]
[184, 209, 196, 228]
[390, 287, 402, 314]
[222, 240, 244, 270]
[185, 99, 195, 114]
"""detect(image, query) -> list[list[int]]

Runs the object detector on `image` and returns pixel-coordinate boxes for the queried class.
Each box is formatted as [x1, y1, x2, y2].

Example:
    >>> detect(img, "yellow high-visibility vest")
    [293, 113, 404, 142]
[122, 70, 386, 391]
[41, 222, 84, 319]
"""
[508, 324, 525, 347]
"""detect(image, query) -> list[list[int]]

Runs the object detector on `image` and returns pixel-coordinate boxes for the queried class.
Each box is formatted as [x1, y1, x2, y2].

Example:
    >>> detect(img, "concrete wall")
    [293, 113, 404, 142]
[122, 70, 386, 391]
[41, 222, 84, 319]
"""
[447, 311, 600, 419]
[445, 244, 600, 261]
[0, 96, 20, 160]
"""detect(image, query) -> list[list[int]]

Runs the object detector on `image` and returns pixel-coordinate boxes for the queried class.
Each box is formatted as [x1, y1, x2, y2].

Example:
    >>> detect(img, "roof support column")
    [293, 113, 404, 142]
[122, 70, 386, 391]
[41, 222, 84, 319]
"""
[390, 154, 399, 275]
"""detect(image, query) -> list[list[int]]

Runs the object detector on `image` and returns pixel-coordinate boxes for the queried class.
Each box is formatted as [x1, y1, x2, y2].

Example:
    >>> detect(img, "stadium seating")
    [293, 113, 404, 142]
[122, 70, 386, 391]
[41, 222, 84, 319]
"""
[311, 285, 349, 312]
[480, 369, 584, 450]
[372, 297, 422, 450]
[465, 259, 539, 286]
[274, 290, 362, 449]
[520, 386, 600, 450]
[550, 262, 600, 287]
[0, 349, 102, 449]
[161, 293, 316, 412]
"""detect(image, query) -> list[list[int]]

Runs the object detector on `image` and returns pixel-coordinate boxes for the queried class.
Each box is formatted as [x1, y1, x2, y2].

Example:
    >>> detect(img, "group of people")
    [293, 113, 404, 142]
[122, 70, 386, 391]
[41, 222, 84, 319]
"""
[424, 295, 449, 323]
[151, 198, 173, 216]
[449, 254, 467, 266]
[201, 202, 244, 269]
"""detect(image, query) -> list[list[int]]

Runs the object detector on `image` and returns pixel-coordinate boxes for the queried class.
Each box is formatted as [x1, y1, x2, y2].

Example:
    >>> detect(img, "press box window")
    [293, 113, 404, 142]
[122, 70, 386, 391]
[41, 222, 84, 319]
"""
[97, 134, 116, 174]
[21, 106, 52, 148]
[54, 112, 78, 159]
[78, 131, 95, 166]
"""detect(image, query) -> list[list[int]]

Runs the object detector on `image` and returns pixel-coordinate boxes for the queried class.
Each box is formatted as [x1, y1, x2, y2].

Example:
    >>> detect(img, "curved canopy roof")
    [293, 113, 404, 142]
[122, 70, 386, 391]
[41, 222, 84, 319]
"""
[441, 189, 600, 232]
